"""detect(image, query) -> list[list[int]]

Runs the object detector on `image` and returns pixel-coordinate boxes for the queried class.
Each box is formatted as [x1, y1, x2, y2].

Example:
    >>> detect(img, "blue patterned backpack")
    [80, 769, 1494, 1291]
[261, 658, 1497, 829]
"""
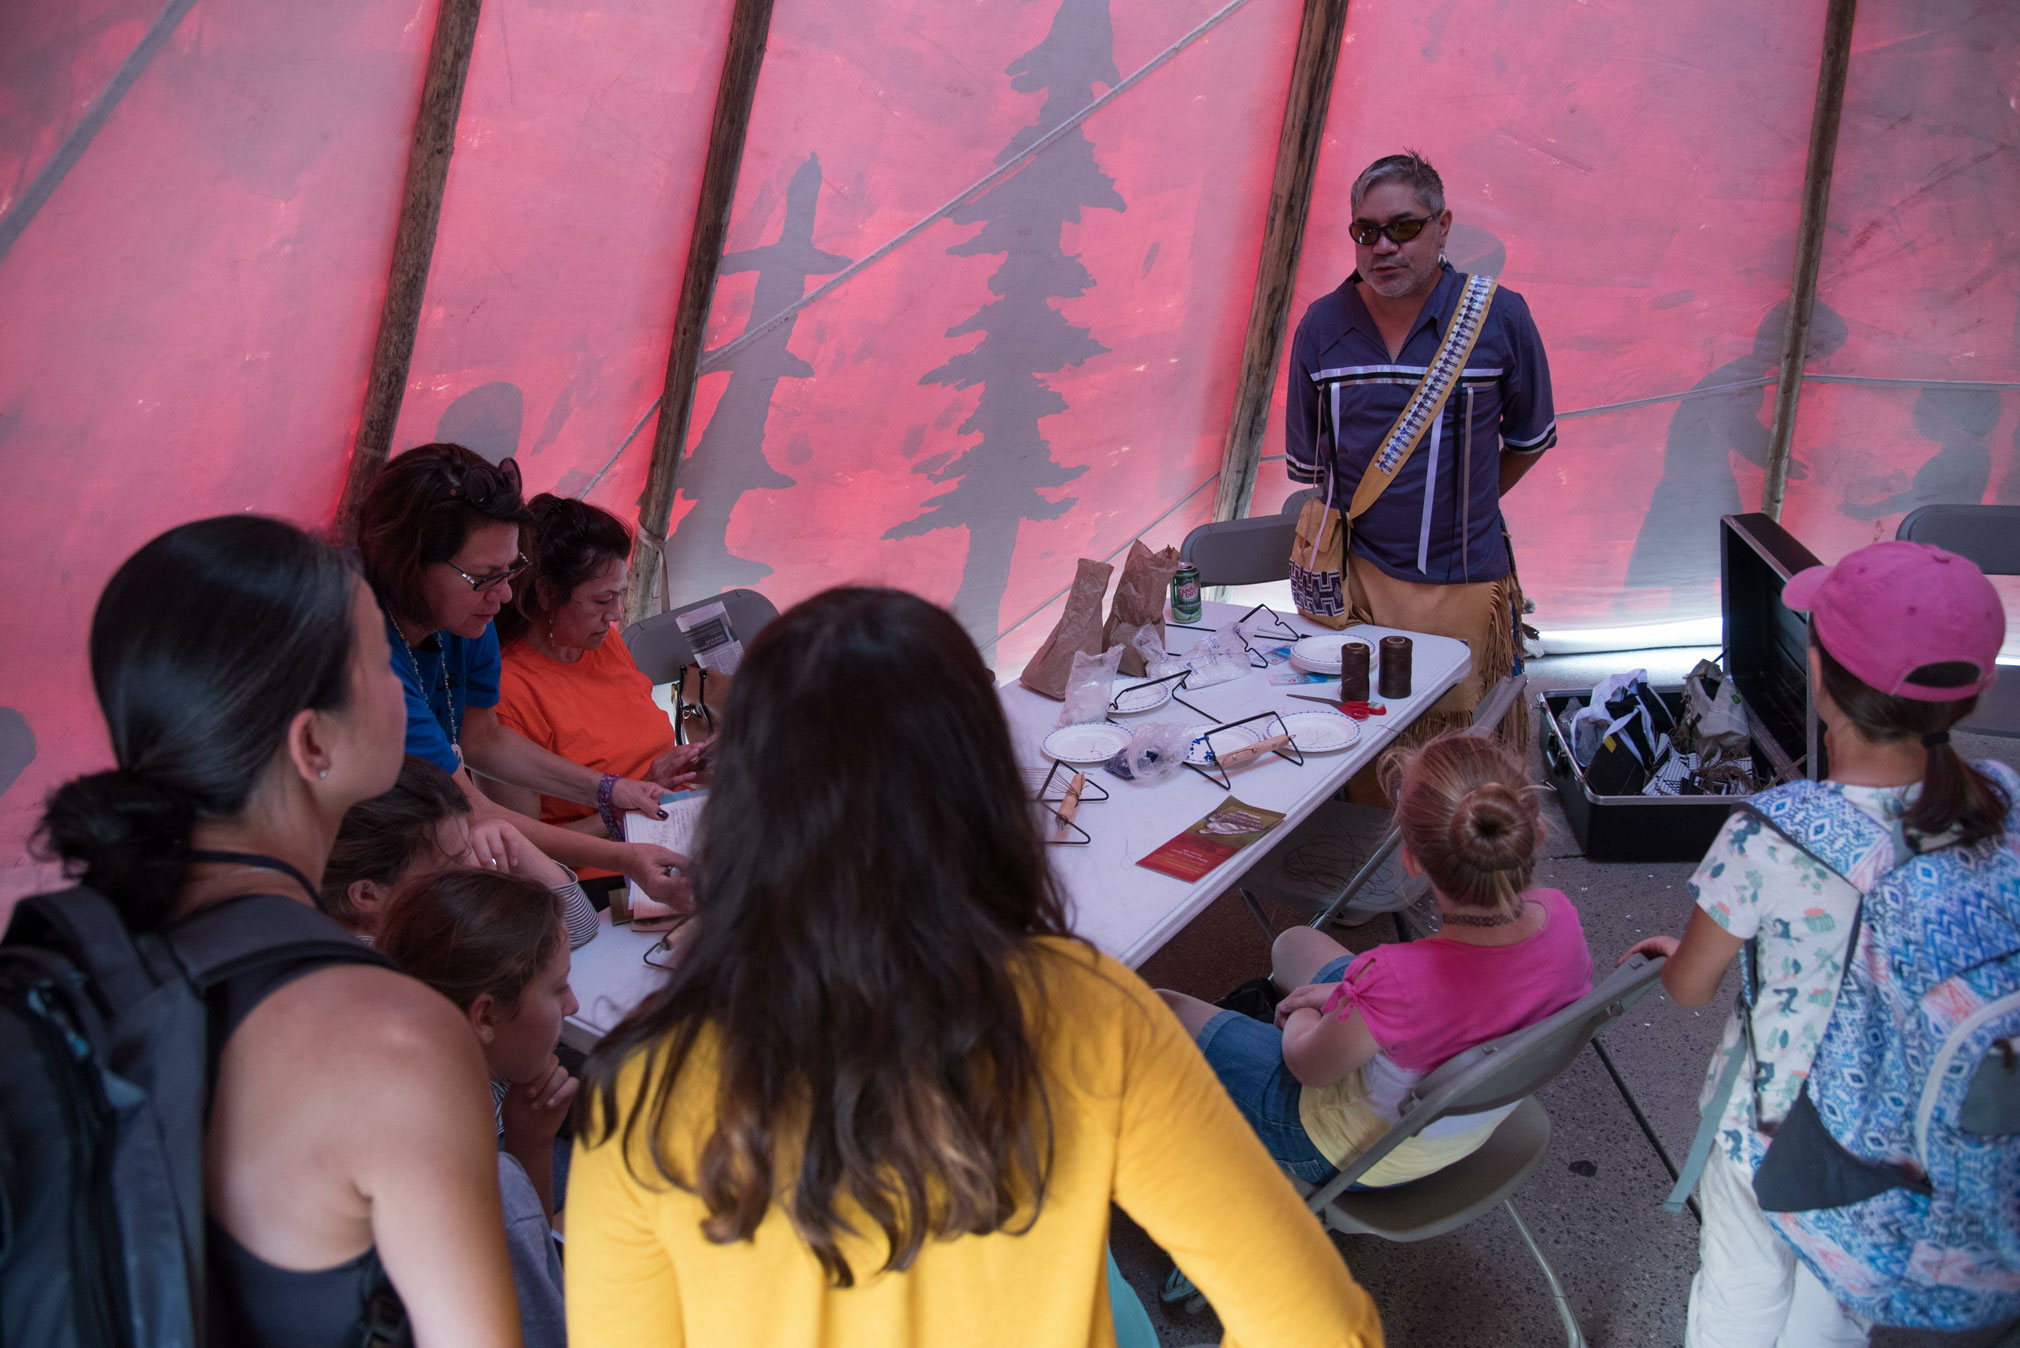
[1738, 762, 2020, 1329]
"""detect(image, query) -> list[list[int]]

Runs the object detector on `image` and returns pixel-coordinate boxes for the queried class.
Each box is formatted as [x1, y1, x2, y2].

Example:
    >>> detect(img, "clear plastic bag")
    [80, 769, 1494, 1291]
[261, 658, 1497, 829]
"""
[1104, 720, 1193, 784]
[1060, 645, 1125, 727]
[1183, 623, 1251, 689]
[1132, 626, 1187, 680]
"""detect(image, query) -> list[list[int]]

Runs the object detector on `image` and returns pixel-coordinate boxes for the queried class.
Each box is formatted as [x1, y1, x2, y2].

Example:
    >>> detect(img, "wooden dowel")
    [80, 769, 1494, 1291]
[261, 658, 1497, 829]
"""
[1217, 733, 1292, 768]
[1057, 771, 1087, 828]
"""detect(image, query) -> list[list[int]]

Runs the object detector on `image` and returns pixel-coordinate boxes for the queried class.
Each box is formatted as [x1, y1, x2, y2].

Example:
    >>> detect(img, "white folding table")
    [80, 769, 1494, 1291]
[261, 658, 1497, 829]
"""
[564, 601, 1470, 1050]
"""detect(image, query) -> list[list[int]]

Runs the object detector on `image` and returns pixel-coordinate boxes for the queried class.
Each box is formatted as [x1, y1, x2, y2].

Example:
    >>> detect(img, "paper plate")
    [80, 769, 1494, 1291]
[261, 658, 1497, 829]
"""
[1183, 722, 1262, 766]
[1042, 721, 1133, 764]
[1278, 709, 1361, 753]
[1289, 634, 1355, 674]
[1109, 678, 1174, 714]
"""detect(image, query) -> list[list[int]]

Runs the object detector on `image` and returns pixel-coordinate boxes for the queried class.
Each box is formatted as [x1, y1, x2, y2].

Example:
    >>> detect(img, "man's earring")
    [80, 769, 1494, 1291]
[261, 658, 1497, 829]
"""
[317, 767, 329, 780]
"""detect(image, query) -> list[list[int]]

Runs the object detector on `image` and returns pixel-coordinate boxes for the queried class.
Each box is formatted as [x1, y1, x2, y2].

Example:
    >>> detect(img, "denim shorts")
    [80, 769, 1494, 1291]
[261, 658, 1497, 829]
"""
[1195, 955, 1351, 1186]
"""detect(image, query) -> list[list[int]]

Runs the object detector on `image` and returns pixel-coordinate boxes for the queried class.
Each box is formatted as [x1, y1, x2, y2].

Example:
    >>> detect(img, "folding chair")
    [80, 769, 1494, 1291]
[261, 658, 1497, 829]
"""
[621, 589, 779, 741]
[1233, 673, 1528, 942]
[1166, 954, 1669, 1348]
[1178, 513, 1301, 587]
[1897, 504, 2020, 738]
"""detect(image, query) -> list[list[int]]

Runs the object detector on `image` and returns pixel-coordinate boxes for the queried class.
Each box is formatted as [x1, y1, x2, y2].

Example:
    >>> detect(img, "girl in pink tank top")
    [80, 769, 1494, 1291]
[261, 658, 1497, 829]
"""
[1161, 732, 1592, 1187]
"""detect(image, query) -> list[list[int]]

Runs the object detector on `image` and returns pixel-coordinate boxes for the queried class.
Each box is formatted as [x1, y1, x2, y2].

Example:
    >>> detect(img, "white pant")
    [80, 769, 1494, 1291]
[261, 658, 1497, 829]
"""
[1685, 1149, 1873, 1348]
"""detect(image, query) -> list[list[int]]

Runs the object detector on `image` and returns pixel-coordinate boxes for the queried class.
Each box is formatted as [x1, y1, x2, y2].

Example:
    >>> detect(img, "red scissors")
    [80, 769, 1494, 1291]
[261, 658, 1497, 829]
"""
[1286, 694, 1387, 720]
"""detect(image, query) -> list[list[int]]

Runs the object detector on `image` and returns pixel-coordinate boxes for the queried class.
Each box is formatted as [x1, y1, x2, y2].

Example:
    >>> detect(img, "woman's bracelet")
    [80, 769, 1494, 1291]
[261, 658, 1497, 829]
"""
[596, 772, 623, 840]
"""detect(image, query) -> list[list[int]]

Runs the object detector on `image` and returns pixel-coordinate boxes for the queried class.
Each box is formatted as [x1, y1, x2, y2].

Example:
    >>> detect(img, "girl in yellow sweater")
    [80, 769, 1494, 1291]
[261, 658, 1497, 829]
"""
[566, 587, 1381, 1348]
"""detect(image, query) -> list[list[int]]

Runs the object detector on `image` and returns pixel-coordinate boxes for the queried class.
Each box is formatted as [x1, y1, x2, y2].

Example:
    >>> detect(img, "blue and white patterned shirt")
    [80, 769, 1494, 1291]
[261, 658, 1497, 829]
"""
[1286, 262, 1556, 585]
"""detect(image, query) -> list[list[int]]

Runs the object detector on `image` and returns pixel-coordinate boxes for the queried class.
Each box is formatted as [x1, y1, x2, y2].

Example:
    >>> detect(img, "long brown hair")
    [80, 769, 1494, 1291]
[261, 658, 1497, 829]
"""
[581, 587, 1072, 1286]
[1814, 637, 2008, 846]
[1391, 732, 1541, 915]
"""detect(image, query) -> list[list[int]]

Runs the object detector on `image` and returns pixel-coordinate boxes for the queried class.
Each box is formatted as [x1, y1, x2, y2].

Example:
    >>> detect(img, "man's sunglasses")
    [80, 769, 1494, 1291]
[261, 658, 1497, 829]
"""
[1349, 215, 1432, 247]
[447, 554, 529, 594]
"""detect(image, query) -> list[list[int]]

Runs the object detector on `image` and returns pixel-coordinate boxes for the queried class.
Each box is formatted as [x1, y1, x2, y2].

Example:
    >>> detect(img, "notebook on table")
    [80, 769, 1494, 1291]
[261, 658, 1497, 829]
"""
[620, 788, 705, 921]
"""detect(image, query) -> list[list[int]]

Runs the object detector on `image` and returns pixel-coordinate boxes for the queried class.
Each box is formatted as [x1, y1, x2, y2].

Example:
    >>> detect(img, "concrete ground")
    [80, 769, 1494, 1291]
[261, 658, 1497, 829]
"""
[1107, 647, 2020, 1348]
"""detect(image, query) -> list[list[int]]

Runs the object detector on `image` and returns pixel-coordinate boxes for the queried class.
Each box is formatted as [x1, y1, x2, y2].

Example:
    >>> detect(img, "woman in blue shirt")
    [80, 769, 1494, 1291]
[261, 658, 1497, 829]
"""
[353, 443, 693, 910]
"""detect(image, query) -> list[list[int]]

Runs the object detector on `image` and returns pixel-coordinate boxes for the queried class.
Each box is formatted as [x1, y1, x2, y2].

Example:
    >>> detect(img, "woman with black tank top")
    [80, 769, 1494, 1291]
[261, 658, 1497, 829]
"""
[40, 517, 522, 1348]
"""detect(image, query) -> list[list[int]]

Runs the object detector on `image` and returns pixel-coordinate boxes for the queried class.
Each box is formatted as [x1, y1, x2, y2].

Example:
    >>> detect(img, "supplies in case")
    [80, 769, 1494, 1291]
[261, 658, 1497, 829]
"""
[1540, 514, 1823, 862]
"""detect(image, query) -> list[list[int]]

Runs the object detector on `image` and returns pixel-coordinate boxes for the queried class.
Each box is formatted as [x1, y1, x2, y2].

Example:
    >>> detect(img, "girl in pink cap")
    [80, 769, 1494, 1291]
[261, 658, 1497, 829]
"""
[1625, 539, 2011, 1348]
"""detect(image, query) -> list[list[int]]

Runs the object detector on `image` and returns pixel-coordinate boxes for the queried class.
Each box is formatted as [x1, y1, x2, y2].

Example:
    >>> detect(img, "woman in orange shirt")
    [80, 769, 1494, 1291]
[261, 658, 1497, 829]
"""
[492, 497, 707, 844]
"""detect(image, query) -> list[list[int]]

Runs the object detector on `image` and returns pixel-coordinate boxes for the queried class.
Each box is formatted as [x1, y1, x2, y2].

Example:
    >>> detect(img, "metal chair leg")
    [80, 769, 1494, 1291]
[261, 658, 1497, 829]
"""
[1503, 1198, 1586, 1348]
[1237, 886, 1276, 941]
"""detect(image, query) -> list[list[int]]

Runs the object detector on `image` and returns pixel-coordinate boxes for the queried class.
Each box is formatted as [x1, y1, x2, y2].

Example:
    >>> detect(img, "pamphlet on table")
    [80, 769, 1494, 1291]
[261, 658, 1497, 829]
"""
[622, 788, 705, 918]
[1137, 795, 1286, 881]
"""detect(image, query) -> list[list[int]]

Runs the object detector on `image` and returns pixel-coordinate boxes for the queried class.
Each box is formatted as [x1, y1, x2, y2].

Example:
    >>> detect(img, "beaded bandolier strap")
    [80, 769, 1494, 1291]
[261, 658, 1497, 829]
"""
[1345, 271, 1498, 519]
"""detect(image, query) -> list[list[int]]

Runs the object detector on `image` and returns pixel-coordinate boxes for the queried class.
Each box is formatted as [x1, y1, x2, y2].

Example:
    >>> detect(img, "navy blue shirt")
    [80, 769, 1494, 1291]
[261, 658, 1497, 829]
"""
[1286, 262, 1556, 584]
[385, 613, 502, 774]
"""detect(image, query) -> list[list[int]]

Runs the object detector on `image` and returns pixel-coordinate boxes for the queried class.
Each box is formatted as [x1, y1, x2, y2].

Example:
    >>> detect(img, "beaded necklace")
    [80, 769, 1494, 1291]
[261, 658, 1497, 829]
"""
[394, 624, 461, 761]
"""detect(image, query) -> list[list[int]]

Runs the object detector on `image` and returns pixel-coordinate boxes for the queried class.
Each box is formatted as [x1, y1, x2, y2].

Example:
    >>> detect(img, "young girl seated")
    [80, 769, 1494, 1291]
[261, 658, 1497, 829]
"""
[322, 753, 598, 948]
[378, 868, 583, 1348]
[1162, 731, 1593, 1187]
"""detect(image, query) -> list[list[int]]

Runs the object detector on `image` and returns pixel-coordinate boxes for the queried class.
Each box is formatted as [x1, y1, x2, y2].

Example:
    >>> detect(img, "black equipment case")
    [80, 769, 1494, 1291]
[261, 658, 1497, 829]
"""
[1540, 513, 1824, 863]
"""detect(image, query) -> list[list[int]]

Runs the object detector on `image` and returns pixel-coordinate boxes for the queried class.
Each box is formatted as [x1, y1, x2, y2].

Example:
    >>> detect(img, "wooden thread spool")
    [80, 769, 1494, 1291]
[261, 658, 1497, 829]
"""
[1378, 636, 1413, 699]
[1338, 642, 1372, 702]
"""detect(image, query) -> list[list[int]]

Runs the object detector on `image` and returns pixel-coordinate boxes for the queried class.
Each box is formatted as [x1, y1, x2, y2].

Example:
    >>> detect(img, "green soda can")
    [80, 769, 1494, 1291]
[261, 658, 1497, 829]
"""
[1170, 563, 1202, 623]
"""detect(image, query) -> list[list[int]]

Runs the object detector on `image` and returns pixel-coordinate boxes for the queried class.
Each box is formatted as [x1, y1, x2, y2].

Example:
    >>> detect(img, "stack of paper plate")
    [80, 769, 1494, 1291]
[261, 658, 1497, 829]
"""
[1288, 634, 1354, 675]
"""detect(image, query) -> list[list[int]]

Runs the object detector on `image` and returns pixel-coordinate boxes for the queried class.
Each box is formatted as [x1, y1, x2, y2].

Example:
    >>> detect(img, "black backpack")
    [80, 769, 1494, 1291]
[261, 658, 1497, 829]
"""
[0, 887, 396, 1348]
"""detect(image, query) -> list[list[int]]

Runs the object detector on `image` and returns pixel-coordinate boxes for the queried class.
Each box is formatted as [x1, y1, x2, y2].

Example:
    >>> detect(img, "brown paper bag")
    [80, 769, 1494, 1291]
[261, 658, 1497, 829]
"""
[1019, 557, 1113, 699]
[1103, 539, 1183, 675]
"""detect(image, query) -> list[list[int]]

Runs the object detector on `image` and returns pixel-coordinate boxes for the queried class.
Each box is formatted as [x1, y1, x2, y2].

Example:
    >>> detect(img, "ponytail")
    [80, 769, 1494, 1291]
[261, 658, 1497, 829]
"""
[1814, 640, 2007, 846]
[39, 771, 197, 930]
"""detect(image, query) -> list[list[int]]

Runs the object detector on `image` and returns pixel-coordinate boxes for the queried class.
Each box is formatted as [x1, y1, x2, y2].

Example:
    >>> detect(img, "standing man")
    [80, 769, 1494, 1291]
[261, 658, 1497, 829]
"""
[1287, 150, 1556, 755]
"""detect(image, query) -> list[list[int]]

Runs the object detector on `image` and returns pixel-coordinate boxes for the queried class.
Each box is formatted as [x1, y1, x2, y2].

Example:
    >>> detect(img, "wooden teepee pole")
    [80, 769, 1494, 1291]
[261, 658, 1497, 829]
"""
[624, 0, 776, 623]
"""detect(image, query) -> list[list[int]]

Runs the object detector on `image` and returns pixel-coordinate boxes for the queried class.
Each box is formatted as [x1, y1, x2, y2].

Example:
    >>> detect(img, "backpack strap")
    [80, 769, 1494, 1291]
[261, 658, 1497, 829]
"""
[1665, 786, 1906, 1213]
[161, 892, 392, 994]
[1741, 780, 1907, 890]
[161, 895, 395, 1097]
[4, 886, 162, 1017]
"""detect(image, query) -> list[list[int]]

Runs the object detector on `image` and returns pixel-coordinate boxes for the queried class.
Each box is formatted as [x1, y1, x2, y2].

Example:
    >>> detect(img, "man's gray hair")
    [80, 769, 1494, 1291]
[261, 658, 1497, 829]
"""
[1351, 150, 1445, 217]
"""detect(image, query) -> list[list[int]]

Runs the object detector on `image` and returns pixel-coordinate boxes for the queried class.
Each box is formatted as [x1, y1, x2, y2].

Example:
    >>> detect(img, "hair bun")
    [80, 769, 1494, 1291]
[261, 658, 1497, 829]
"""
[1446, 781, 1535, 874]
[39, 770, 197, 929]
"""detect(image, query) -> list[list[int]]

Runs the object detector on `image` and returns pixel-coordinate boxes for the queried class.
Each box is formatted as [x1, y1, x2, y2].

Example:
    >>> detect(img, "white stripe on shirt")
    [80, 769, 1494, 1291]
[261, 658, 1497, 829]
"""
[1416, 413, 1443, 575]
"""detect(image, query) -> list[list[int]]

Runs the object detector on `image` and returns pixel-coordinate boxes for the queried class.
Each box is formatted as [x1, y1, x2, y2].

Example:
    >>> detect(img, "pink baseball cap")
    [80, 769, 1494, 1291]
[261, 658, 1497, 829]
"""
[1781, 540, 2003, 702]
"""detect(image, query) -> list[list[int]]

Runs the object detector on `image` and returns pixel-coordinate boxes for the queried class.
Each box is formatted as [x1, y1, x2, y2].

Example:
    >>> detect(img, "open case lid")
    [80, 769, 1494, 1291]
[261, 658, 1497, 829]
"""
[1720, 513, 1824, 781]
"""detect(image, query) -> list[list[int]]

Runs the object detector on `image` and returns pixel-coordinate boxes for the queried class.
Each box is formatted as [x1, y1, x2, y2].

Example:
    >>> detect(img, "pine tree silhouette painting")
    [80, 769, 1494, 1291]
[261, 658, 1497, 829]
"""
[883, 0, 1124, 636]
[664, 153, 849, 595]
